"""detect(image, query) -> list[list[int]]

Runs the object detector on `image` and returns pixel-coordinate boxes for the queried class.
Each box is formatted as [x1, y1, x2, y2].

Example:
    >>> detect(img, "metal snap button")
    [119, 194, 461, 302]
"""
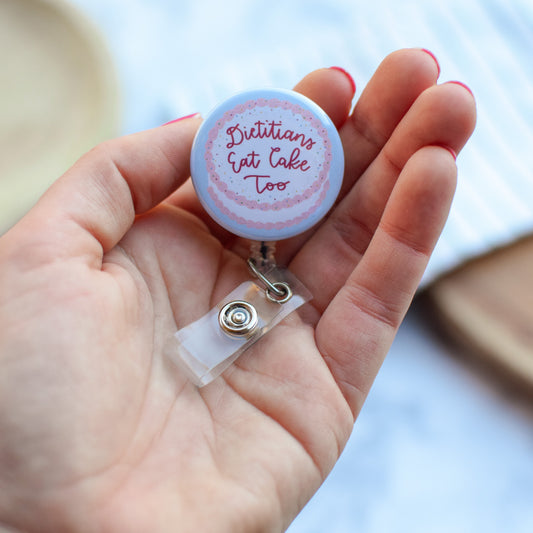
[218, 300, 258, 338]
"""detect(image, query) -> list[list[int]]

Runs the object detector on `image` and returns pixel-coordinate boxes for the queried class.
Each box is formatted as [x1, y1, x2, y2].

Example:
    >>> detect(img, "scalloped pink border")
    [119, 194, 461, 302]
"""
[204, 98, 332, 212]
[208, 182, 330, 230]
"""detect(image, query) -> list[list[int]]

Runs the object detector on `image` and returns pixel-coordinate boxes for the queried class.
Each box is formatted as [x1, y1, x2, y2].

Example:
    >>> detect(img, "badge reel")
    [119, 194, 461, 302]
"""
[165, 88, 344, 386]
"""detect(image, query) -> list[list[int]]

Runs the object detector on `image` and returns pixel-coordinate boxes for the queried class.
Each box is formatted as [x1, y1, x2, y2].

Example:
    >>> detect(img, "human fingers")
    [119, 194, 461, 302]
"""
[3, 116, 202, 264]
[293, 66, 355, 125]
[289, 81, 476, 310]
[339, 48, 440, 196]
[315, 145, 458, 413]
[271, 48, 441, 263]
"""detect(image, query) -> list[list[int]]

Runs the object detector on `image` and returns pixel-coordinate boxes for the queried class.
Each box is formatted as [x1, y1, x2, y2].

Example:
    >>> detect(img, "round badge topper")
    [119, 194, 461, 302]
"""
[190, 88, 344, 241]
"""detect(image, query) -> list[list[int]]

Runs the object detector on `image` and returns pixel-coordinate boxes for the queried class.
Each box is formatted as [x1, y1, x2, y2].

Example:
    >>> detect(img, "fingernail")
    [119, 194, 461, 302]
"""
[162, 113, 201, 126]
[420, 48, 441, 77]
[330, 66, 356, 95]
[437, 144, 457, 161]
[447, 80, 474, 97]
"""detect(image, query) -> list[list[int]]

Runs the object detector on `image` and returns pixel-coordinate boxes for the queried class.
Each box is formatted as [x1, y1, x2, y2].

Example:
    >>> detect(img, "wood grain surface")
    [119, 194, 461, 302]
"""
[426, 235, 533, 392]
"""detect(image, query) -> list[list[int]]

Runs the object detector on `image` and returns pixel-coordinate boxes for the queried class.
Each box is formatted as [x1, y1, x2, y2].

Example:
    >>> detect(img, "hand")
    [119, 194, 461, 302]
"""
[0, 49, 475, 533]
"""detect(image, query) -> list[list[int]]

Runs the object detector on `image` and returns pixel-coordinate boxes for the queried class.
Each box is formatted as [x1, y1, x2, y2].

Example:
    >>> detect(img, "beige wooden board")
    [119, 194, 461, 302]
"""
[0, 0, 119, 233]
[427, 235, 533, 392]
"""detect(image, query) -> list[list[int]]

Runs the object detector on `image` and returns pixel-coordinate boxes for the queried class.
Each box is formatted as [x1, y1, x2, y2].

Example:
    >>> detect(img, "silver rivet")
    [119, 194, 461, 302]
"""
[265, 282, 292, 304]
[232, 311, 247, 324]
[218, 300, 258, 338]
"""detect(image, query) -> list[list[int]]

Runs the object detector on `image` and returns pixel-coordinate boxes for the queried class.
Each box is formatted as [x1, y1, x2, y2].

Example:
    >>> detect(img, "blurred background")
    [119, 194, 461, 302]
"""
[1, 0, 532, 531]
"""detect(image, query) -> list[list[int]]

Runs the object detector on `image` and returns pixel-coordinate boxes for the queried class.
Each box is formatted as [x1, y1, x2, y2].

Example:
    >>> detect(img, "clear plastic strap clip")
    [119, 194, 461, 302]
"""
[165, 263, 311, 387]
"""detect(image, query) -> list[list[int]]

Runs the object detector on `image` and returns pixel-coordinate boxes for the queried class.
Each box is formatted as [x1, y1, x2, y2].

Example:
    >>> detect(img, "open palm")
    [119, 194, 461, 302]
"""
[0, 50, 475, 533]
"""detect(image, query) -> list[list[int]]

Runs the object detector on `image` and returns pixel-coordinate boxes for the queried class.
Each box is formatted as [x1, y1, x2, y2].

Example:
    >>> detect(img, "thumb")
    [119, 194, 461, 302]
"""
[5, 115, 201, 262]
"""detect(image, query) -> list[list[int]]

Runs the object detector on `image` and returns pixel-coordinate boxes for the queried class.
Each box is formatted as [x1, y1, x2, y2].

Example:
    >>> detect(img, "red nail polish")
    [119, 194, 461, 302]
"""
[330, 66, 356, 95]
[420, 48, 440, 77]
[162, 113, 201, 126]
[436, 144, 457, 161]
[447, 80, 474, 97]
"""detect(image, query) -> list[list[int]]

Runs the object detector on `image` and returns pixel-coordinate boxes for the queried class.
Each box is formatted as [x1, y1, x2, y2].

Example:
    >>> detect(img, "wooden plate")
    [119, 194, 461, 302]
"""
[425, 235, 533, 393]
[0, 0, 120, 233]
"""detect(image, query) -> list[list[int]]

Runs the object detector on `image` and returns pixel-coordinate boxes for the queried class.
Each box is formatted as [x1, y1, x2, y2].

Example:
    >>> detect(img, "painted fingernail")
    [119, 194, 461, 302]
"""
[420, 48, 440, 77]
[162, 113, 201, 126]
[447, 80, 474, 97]
[330, 66, 356, 95]
[437, 144, 457, 160]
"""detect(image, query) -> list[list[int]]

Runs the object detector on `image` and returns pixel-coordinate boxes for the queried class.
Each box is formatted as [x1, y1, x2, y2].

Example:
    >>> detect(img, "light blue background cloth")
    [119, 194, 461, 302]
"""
[68, 1, 533, 531]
